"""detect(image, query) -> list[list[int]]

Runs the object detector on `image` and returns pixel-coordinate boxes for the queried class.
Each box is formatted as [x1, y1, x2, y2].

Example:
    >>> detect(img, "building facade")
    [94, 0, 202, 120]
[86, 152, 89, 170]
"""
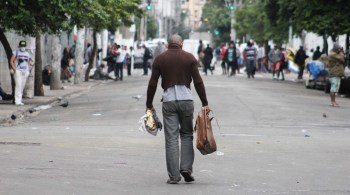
[181, 0, 206, 31]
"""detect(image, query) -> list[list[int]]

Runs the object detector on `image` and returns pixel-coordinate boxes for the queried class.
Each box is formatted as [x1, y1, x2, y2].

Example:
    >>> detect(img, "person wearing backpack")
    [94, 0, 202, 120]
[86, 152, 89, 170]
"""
[10, 41, 33, 106]
[143, 45, 152, 75]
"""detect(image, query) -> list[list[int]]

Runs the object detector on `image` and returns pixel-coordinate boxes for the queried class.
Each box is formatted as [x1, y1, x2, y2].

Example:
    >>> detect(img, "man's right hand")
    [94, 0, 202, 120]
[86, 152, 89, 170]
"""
[10, 69, 15, 75]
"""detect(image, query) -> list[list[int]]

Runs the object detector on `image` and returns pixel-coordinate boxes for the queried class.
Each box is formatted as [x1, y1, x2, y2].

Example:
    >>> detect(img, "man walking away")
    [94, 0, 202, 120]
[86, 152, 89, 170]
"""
[146, 34, 209, 184]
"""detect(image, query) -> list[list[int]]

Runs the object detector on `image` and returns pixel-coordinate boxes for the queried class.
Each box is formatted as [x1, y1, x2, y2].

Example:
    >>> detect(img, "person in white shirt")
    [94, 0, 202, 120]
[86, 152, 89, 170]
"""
[114, 44, 123, 81]
[10, 40, 33, 106]
[118, 45, 127, 80]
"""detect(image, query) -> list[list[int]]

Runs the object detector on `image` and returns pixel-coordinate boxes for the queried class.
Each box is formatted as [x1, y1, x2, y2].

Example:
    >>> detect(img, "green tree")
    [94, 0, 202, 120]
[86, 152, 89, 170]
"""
[264, 0, 350, 53]
[70, 0, 141, 81]
[201, 0, 231, 45]
[234, 0, 289, 45]
[147, 14, 157, 39]
[177, 11, 191, 39]
[0, 0, 72, 96]
[59, 0, 141, 81]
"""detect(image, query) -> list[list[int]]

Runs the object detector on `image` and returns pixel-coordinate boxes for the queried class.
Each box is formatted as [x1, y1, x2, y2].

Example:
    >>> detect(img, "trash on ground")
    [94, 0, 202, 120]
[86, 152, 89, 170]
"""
[92, 113, 102, 116]
[34, 105, 52, 111]
[132, 95, 143, 100]
[216, 151, 224, 156]
[60, 102, 69, 108]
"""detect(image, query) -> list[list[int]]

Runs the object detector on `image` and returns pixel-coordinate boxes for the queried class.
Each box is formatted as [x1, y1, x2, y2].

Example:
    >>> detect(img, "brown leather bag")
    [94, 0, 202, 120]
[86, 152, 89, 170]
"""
[195, 106, 217, 155]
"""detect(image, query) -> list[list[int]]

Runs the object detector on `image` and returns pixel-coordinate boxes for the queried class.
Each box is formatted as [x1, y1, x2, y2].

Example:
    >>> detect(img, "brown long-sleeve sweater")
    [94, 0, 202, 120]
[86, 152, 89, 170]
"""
[146, 43, 208, 109]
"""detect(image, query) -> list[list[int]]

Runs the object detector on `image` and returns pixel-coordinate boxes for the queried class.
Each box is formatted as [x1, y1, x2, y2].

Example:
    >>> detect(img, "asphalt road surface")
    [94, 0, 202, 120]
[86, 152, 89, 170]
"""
[1, 71, 350, 195]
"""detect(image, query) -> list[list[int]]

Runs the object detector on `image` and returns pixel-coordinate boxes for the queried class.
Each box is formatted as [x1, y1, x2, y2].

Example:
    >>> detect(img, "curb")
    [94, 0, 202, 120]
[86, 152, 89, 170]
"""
[0, 81, 104, 127]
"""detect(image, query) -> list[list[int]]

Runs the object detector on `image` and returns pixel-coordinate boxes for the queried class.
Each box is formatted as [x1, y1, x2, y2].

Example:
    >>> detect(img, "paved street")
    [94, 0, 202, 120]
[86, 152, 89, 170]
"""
[1, 69, 350, 195]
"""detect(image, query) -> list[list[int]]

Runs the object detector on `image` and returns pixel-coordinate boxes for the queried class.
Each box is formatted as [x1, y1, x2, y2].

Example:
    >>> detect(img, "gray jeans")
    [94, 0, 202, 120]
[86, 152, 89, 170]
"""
[162, 100, 194, 180]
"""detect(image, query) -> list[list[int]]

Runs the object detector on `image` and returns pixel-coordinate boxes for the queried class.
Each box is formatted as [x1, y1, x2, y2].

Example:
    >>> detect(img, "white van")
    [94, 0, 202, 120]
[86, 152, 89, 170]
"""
[183, 39, 209, 60]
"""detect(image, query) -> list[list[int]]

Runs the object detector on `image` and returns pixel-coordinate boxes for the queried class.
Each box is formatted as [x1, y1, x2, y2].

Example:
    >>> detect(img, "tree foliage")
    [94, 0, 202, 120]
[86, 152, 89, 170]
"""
[201, 0, 231, 45]
[264, 0, 350, 41]
[146, 14, 157, 39]
[0, 0, 143, 86]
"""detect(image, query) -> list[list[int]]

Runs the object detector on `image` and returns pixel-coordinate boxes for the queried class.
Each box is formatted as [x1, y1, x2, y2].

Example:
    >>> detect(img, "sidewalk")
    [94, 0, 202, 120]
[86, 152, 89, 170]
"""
[0, 80, 104, 126]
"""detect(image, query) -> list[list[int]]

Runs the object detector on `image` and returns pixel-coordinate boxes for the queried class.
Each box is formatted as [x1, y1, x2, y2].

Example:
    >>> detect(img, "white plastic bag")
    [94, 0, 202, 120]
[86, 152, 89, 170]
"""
[138, 109, 162, 136]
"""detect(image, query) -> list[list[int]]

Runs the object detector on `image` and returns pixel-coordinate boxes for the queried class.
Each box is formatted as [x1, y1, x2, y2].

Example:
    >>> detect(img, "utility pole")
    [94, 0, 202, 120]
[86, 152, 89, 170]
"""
[225, 0, 236, 42]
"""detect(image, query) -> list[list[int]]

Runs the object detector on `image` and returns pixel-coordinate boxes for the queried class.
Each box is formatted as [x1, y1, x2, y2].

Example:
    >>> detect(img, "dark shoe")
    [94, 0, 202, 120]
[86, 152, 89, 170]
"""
[180, 171, 195, 182]
[3, 94, 13, 101]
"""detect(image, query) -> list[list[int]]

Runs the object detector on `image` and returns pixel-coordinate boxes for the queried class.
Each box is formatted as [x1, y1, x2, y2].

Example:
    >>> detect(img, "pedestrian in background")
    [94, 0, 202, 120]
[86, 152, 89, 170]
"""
[224, 41, 239, 76]
[213, 46, 221, 67]
[142, 44, 152, 76]
[197, 40, 204, 68]
[42, 64, 51, 86]
[279, 47, 288, 80]
[312, 46, 322, 61]
[268, 45, 282, 80]
[146, 34, 209, 184]
[84, 43, 92, 64]
[10, 40, 33, 106]
[243, 40, 257, 78]
[106, 43, 115, 74]
[114, 44, 123, 81]
[294, 46, 309, 80]
[61, 47, 71, 83]
[220, 42, 227, 75]
[203, 44, 214, 75]
[324, 43, 345, 107]
[257, 44, 266, 73]
[127, 46, 133, 76]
